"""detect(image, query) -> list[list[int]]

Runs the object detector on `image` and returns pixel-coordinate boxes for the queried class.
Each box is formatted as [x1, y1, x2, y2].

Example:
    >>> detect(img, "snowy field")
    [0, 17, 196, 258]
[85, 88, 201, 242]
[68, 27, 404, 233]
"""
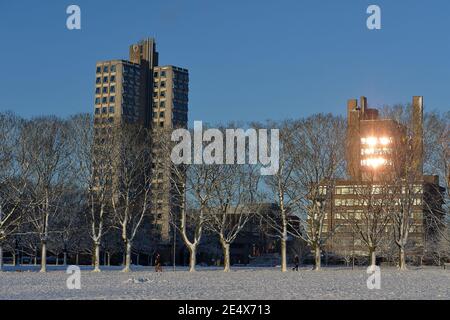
[0, 265, 449, 300]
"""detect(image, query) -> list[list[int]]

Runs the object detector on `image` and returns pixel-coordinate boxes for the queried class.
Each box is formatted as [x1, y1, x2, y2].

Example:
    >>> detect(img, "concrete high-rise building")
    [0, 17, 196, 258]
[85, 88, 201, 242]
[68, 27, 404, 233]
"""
[93, 60, 142, 128]
[321, 96, 445, 263]
[92, 38, 188, 246]
[345, 96, 424, 181]
[151, 65, 189, 242]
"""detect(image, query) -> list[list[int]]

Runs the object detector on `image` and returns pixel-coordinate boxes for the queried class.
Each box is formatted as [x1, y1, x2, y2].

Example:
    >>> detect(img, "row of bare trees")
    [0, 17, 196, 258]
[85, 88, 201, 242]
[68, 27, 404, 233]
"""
[0, 113, 153, 272]
[0, 106, 448, 273]
[161, 108, 448, 272]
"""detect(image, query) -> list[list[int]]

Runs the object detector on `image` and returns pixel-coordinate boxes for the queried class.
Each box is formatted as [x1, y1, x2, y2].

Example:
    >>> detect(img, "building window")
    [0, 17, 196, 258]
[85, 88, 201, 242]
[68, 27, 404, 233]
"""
[95, 108, 100, 114]
[109, 106, 115, 113]
[110, 65, 116, 72]
[103, 66, 109, 73]
[109, 96, 115, 103]
[95, 87, 100, 94]
[103, 76, 108, 83]
[154, 71, 159, 77]
[110, 75, 116, 82]
[95, 98, 100, 105]
[160, 91, 166, 98]
[102, 107, 107, 114]
[159, 111, 165, 118]
[160, 101, 165, 108]
[160, 81, 166, 88]
[161, 71, 166, 77]
[96, 67, 101, 74]
[102, 87, 108, 94]
[102, 97, 107, 104]
[96, 77, 101, 84]
[110, 86, 115, 93]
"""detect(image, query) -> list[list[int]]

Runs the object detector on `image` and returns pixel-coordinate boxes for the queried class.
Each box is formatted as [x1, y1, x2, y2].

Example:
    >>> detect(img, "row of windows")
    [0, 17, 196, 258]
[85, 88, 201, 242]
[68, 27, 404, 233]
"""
[173, 72, 188, 82]
[95, 107, 115, 115]
[334, 197, 422, 207]
[96, 65, 117, 74]
[95, 96, 116, 104]
[94, 117, 114, 124]
[152, 119, 166, 128]
[154, 70, 167, 78]
[152, 112, 187, 125]
[154, 81, 166, 88]
[173, 82, 189, 91]
[322, 185, 423, 196]
[153, 111, 165, 119]
[154, 90, 167, 98]
[96, 75, 116, 84]
[124, 66, 140, 76]
[361, 147, 392, 156]
[334, 209, 422, 220]
[95, 86, 116, 95]
[154, 101, 166, 108]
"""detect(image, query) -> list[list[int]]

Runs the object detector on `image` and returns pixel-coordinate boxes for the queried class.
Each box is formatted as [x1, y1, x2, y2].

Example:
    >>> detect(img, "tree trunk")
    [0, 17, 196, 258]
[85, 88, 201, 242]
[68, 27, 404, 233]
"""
[398, 247, 407, 270]
[63, 251, 67, 266]
[221, 241, 231, 272]
[314, 245, 321, 271]
[93, 242, 101, 272]
[75, 253, 79, 265]
[188, 245, 196, 272]
[280, 237, 287, 272]
[107, 252, 111, 266]
[122, 241, 132, 272]
[0, 245, 3, 272]
[369, 248, 376, 267]
[40, 241, 47, 272]
[55, 254, 59, 266]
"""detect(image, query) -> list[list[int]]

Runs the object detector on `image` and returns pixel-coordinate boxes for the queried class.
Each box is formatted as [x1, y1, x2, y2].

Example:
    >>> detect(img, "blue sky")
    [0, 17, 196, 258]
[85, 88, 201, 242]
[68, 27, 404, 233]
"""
[0, 0, 449, 125]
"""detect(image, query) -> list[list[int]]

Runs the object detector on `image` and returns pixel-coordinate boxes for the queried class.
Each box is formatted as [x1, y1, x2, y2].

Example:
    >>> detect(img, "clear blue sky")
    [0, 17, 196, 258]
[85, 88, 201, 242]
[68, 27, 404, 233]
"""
[0, 0, 449, 124]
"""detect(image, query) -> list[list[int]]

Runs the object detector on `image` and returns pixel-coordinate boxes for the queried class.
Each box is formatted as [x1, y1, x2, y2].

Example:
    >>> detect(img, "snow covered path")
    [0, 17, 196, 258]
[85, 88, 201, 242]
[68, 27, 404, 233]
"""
[0, 266, 449, 300]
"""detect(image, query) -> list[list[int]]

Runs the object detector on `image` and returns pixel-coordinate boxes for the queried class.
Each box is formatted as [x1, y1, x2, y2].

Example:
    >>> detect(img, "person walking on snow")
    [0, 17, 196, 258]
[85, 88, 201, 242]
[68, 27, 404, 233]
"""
[155, 252, 163, 272]
[292, 255, 299, 271]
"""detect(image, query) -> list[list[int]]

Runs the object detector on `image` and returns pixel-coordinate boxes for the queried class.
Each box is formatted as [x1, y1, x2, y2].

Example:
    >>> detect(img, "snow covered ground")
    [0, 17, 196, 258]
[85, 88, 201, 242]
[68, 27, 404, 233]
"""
[0, 265, 449, 300]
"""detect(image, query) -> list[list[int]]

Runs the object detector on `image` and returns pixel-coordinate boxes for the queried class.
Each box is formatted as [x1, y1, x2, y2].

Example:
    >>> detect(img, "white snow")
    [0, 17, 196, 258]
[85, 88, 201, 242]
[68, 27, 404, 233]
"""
[0, 265, 449, 300]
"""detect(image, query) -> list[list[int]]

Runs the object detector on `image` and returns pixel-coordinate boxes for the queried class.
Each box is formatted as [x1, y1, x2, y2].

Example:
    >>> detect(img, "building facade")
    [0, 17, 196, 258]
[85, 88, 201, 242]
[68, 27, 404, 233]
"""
[322, 96, 445, 263]
[92, 38, 189, 246]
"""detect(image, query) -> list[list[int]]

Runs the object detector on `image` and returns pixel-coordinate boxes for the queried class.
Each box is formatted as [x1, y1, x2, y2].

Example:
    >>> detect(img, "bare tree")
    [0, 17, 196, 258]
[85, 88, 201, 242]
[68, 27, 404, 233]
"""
[423, 110, 449, 256]
[49, 186, 85, 266]
[341, 175, 393, 267]
[384, 106, 424, 270]
[68, 113, 113, 272]
[206, 163, 262, 272]
[0, 112, 27, 271]
[261, 120, 298, 272]
[289, 114, 346, 270]
[20, 117, 71, 272]
[110, 124, 152, 272]
[156, 127, 219, 272]
[262, 115, 345, 271]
